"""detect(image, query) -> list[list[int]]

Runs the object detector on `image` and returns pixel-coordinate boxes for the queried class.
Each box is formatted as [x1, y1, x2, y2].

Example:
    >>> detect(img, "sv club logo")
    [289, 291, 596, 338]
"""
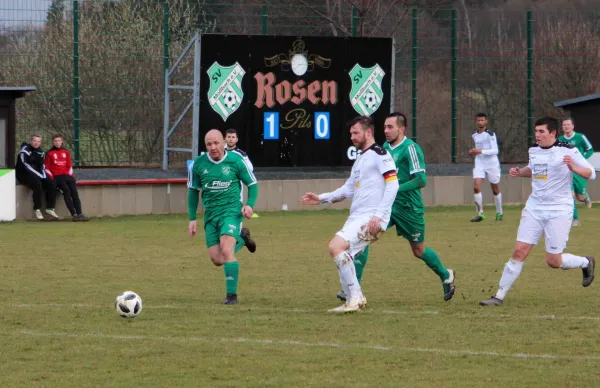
[207, 62, 245, 121]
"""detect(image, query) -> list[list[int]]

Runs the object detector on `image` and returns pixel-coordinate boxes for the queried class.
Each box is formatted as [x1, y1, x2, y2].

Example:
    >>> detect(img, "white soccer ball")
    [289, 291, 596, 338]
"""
[223, 92, 237, 109]
[364, 92, 378, 109]
[115, 291, 143, 318]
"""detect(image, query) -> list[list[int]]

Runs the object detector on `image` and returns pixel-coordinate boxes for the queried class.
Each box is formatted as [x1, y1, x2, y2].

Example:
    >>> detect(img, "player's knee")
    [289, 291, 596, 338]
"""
[545, 253, 562, 268]
[209, 252, 225, 266]
[473, 185, 481, 193]
[491, 185, 500, 195]
[220, 244, 235, 261]
[512, 247, 528, 261]
[328, 239, 345, 258]
[411, 244, 425, 258]
[328, 243, 340, 258]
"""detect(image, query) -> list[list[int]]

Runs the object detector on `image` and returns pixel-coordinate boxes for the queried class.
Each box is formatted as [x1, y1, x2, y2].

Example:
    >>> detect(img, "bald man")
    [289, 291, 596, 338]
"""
[187, 129, 259, 304]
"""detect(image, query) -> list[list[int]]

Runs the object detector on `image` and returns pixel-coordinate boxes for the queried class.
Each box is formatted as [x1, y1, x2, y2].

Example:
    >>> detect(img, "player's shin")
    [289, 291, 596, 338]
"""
[495, 258, 523, 300]
[474, 193, 483, 215]
[224, 261, 239, 295]
[494, 193, 503, 214]
[420, 247, 450, 281]
[559, 253, 589, 269]
[234, 238, 245, 253]
[573, 197, 580, 221]
[354, 247, 369, 284]
[333, 252, 363, 302]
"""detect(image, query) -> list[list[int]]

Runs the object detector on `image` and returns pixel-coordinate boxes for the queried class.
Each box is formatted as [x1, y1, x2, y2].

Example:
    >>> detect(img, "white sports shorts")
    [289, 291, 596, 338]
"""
[516, 208, 572, 254]
[473, 165, 501, 184]
[336, 214, 386, 257]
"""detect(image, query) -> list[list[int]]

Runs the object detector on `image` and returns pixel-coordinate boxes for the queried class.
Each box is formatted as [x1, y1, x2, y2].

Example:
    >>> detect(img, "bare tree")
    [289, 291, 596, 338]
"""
[0, 0, 214, 166]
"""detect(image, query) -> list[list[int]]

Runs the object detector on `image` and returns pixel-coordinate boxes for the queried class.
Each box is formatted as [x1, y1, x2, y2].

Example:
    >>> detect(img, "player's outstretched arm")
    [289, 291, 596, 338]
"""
[308, 174, 355, 204]
[565, 150, 596, 180]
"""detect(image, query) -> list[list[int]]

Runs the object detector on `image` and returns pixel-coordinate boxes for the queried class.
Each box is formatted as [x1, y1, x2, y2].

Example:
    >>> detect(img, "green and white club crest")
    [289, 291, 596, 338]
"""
[207, 62, 245, 121]
[348, 64, 385, 116]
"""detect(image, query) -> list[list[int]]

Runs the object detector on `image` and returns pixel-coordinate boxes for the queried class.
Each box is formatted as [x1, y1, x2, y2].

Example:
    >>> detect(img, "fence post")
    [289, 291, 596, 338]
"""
[352, 7, 358, 37]
[261, 6, 268, 35]
[527, 10, 533, 146]
[451, 9, 457, 163]
[73, 0, 80, 166]
[411, 8, 418, 143]
[163, 1, 170, 76]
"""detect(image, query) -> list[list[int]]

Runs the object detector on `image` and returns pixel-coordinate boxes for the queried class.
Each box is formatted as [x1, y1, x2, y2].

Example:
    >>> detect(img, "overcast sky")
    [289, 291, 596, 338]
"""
[0, 0, 52, 28]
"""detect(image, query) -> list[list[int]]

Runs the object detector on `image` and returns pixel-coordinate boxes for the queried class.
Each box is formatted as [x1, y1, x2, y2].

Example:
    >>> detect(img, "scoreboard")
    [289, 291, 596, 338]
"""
[199, 35, 394, 167]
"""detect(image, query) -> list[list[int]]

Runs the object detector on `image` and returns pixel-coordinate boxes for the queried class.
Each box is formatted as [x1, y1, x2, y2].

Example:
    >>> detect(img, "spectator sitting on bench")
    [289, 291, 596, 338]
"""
[45, 134, 88, 222]
[15, 134, 59, 220]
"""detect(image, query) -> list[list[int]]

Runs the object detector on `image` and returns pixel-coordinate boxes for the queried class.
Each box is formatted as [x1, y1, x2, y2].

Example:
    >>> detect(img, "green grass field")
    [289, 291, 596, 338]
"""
[2, 205, 600, 387]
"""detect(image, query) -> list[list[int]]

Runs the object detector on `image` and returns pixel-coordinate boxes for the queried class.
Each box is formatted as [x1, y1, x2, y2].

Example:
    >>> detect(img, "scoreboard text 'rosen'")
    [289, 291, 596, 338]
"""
[254, 73, 338, 108]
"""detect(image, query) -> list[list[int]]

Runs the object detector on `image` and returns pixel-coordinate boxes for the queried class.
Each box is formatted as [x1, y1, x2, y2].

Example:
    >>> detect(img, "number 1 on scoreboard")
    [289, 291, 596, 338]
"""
[263, 112, 279, 140]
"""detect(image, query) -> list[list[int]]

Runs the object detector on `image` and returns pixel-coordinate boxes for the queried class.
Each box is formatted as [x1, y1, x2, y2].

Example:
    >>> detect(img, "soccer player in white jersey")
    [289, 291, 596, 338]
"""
[225, 128, 259, 218]
[225, 129, 254, 170]
[301, 116, 399, 313]
[469, 113, 503, 222]
[480, 116, 596, 306]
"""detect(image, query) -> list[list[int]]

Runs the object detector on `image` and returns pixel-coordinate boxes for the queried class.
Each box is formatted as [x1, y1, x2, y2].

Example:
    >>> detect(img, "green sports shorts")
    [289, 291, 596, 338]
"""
[204, 215, 244, 249]
[386, 206, 425, 243]
[572, 174, 588, 196]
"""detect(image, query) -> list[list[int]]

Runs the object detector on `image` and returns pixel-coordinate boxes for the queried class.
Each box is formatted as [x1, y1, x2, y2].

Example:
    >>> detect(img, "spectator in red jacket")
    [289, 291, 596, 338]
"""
[45, 134, 88, 221]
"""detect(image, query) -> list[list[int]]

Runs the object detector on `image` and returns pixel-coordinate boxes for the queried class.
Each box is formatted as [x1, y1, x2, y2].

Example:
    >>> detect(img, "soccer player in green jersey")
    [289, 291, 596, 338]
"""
[337, 112, 456, 302]
[188, 129, 259, 305]
[559, 118, 594, 226]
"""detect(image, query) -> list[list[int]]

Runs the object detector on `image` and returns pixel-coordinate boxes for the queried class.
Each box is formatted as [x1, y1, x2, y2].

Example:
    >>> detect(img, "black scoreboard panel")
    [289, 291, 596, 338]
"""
[199, 35, 393, 167]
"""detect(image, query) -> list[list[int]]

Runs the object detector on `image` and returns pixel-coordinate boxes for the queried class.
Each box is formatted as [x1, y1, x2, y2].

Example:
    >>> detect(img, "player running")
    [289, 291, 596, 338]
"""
[187, 129, 258, 305]
[480, 116, 596, 306]
[301, 116, 399, 313]
[469, 113, 503, 222]
[335, 112, 456, 304]
[558, 118, 594, 226]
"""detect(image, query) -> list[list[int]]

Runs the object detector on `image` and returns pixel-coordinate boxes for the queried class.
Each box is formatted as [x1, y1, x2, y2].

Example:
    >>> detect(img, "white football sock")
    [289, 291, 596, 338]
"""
[495, 258, 524, 300]
[559, 253, 589, 269]
[494, 193, 503, 214]
[474, 193, 483, 215]
[333, 252, 363, 302]
[338, 271, 349, 298]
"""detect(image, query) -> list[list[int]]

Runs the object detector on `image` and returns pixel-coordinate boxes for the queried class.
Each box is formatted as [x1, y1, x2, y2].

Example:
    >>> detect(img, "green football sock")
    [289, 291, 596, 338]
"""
[354, 247, 369, 284]
[573, 198, 579, 220]
[234, 237, 245, 253]
[224, 261, 239, 295]
[419, 247, 449, 281]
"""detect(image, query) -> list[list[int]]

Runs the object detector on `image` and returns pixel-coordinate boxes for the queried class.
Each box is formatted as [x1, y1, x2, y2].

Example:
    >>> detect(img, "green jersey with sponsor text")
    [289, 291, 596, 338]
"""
[187, 150, 257, 222]
[384, 137, 426, 212]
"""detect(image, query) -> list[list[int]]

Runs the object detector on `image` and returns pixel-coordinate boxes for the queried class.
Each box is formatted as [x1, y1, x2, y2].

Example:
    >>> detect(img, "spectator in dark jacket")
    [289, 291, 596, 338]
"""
[15, 134, 59, 220]
[45, 134, 88, 221]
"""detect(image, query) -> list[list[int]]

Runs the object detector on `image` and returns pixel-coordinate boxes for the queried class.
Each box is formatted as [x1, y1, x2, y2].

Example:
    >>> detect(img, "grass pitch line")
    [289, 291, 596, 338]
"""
[11, 303, 600, 322]
[20, 330, 600, 362]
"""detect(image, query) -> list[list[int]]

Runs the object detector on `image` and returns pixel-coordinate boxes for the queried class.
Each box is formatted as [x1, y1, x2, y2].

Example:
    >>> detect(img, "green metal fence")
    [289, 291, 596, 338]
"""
[1, 1, 600, 166]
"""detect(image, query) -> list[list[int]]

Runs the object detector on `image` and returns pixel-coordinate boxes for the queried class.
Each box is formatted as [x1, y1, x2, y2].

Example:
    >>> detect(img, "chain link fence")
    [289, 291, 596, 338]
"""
[1, 1, 599, 166]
